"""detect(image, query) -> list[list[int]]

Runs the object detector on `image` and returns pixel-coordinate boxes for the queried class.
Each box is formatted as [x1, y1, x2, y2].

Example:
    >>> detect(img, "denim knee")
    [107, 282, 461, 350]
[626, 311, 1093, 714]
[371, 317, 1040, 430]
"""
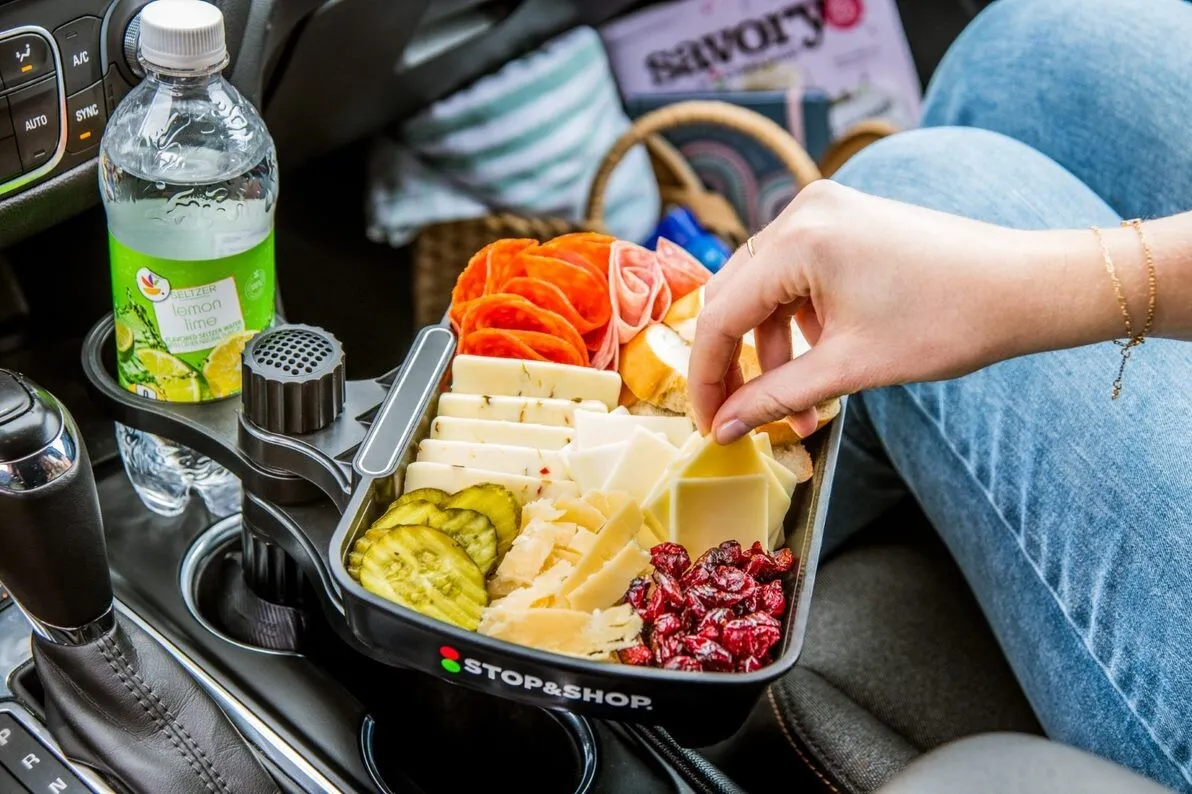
[831, 127, 1117, 230]
[923, 0, 1192, 128]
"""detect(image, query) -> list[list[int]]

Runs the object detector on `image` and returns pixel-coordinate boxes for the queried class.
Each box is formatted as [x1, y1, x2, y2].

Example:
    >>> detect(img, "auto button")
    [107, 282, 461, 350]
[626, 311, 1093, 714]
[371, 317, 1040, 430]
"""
[0, 34, 54, 90]
[8, 78, 60, 171]
[65, 82, 104, 154]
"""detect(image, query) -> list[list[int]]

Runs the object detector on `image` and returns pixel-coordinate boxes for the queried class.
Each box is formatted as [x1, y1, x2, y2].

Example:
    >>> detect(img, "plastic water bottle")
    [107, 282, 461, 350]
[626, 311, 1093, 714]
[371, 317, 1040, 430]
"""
[99, 0, 278, 517]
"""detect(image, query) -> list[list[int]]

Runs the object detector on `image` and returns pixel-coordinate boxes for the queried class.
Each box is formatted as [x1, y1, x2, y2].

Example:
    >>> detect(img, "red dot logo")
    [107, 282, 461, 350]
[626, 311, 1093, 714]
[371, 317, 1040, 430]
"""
[439, 645, 461, 673]
[824, 0, 864, 29]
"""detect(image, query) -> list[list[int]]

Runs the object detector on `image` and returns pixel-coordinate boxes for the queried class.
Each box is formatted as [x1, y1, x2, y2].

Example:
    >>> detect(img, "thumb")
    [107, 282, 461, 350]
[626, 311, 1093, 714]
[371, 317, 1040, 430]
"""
[711, 340, 849, 444]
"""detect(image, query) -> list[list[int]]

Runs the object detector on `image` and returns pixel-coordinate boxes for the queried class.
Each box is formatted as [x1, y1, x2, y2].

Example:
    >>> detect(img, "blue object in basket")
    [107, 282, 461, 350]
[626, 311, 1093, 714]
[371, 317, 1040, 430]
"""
[645, 207, 732, 273]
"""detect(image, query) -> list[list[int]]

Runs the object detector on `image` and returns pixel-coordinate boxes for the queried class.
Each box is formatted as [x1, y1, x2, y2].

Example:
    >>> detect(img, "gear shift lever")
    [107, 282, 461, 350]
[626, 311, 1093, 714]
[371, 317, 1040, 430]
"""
[0, 369, 114, 642]
[0, 370, 278, 794]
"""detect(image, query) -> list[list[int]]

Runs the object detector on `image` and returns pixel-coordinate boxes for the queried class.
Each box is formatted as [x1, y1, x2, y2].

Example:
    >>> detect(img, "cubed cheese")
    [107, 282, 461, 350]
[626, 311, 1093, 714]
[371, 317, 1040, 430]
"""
[402, 462, 579, 504]
[416, 440, 566, 479]
[451, 355, 622, 408]
[573, 410, 695, 449]
[669, 474, 770, 558]
[429, 417, 573, 450]
[436, 393, 607, 426]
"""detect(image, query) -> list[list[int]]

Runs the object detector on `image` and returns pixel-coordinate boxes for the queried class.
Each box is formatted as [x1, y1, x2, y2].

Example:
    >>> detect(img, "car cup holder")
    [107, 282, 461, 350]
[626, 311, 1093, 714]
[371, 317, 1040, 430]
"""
[82, 313, 843, 760]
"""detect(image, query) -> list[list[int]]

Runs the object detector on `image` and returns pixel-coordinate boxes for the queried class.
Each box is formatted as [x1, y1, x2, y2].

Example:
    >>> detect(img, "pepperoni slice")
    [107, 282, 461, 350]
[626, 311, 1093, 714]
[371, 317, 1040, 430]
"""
[448, 238, 536, 329]
[499, 277, 600, 336]
[538, 232, 615, 279]
[484, 238, 536, 293]
[460, 328, 586, 367]
[459, 294, 589, 367]
[519, 253, 611, 333]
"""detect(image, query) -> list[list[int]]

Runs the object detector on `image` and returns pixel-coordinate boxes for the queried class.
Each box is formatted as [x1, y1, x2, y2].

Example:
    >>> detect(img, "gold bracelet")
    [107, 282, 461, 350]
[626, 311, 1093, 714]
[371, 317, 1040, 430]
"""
[1090, 220, 1158, 399]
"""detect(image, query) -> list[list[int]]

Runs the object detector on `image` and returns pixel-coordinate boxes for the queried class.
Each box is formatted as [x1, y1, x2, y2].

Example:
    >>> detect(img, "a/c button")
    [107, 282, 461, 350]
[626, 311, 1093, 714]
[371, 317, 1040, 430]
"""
[65, 82, 104, 155]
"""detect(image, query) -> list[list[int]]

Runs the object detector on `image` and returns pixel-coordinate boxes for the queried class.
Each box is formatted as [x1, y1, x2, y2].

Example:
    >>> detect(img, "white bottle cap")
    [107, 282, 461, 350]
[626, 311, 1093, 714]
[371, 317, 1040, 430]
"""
[138, 0, 227, 72]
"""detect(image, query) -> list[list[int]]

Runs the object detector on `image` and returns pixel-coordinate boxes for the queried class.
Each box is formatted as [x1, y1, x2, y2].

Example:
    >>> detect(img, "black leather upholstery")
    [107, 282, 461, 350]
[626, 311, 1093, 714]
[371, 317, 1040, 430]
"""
[33, 618, 279, 794]
[876, 733, 1173, 794]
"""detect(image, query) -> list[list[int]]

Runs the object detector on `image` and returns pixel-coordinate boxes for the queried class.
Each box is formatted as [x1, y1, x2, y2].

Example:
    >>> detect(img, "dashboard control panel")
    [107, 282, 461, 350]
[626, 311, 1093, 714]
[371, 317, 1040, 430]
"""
[0, 0, 146, 201]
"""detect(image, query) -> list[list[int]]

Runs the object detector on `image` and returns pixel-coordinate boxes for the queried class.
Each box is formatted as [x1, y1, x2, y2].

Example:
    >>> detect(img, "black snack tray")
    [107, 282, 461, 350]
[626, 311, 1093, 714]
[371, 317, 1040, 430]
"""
[329, 324, 845, 743]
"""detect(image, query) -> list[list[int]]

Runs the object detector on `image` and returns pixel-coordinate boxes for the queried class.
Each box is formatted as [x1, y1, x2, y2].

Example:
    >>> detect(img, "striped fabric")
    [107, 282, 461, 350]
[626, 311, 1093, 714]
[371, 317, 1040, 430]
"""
[367, 26, 660, 248]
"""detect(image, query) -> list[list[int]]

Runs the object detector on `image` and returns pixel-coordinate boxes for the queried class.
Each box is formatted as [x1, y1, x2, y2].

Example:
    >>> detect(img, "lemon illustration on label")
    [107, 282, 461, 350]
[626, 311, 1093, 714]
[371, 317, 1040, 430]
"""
[135, 348, 203, 403]
[203, 330, 257, 399]
[115, 320, 134, 353]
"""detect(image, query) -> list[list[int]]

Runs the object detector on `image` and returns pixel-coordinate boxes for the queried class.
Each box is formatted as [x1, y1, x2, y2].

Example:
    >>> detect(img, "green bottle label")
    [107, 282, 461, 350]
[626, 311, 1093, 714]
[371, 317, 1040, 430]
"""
[110, 231, 276, 403]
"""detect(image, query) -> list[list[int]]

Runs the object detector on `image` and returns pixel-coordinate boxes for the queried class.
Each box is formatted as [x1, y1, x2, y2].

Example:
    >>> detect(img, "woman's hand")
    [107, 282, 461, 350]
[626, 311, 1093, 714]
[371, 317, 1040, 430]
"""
[688, 180, 1128, 443]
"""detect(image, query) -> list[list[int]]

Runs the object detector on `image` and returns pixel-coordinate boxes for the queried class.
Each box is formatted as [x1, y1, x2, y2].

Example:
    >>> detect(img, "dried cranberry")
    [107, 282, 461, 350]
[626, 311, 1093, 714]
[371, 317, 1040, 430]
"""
[681, 635, 734, 671]
[682, 591, 708, 624]
[758, 580, 786, 617]
[625, 577, 651, 612]
[618, 644, 652, 666]
[650, 632, 685, 665]
[652, 570, 685, 608]
[711, 566, 751, 592]
[680, 563, 713, 590]
[692, 546, 731, 570]
[687, 583, 727, 607]
[662, 655, 702, 671]
[641, 587, 667, 623]
[721, 613, 782, 658]
[717, 540, 748, 566]
[772, 547, 796, 574]
[736, 655, 766, 673]
[652, 612, 683, 637]
[744, 552, 779, 581]
[747, 541, 768, 558]
[650, 543, 691, 578]
[696, 607, 731, 633]
[738, 588, 761, 615]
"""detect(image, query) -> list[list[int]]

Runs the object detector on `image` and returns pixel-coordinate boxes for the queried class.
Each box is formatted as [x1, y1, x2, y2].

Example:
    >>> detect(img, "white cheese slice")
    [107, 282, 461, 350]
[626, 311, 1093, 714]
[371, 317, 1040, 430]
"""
[751, 431, 774, 458]
[429, 417, 573, 450]
[436, 393, 607, 426]
[565, 543, 651, 612]
[451, 355, 622, 408]
[562, 442, 627, 493]
[416, 440, 567, 480]
[765, 455, 798, 499]
[573, 401, 694, 449]
[402, 462, 579, 504]
[669, 474, 770, 558]
[759, 461, 793, 549]
[601, 426, 679, 505]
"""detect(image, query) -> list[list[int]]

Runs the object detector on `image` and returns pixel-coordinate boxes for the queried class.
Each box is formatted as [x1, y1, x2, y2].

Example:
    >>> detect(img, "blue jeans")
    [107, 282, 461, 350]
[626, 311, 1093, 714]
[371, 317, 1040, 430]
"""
[826, 0, 1192, 789]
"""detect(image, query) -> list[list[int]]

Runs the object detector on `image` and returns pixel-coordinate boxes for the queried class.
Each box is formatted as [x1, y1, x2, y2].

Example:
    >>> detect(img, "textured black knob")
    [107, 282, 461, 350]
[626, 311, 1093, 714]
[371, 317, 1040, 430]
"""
[241, 325, 345, 435]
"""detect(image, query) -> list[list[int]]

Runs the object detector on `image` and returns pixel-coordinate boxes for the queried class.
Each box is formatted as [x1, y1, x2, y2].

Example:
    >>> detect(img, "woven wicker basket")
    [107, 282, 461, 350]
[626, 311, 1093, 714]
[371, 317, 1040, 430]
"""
[410, 100, 887, 327]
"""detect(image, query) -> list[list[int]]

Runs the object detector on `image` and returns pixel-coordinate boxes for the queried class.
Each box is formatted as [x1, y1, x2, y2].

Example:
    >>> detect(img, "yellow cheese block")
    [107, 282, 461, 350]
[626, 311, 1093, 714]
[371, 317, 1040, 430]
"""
[669, 474, 770, 558]
[573, 410, 695, 449]
[429, 417, 573, 450]
[565, 543, 651, 612]
[402, 462, 579, 504]
[451, 355, 622, 408]
[436, 393, 607, 426]
[559, 498, 643, 597]
[563, 442, 626, 493]
[602, 426, 679, 505]
[677, 434, 768, 479]
[416, 440, 567, 479]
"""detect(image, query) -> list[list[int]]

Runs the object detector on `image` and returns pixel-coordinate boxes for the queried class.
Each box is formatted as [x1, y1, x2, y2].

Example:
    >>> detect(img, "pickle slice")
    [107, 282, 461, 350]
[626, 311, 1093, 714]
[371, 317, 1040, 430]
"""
[347, 526, 390, 580]
[395, 488, 451, 508]
[445, 484, 521, 559]
[429, 508, 498, 576]
[359, 525, 487, 630]
[374, 499, 440, 530]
